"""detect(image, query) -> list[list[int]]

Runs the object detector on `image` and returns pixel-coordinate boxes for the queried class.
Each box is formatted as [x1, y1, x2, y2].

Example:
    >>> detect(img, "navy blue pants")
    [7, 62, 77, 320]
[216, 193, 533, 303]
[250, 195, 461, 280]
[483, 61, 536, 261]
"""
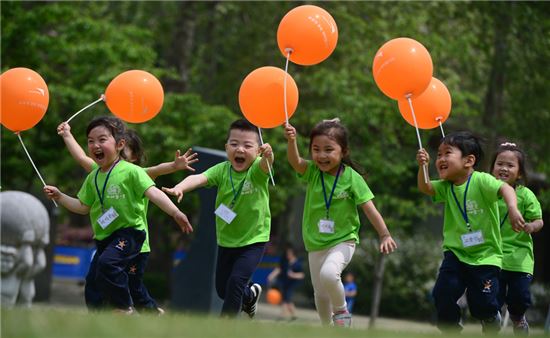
[432, 251, 500, 330]
[85, 227, 145, 310]
[498, 270, 532, 318]
[215, 242, 266, 316]
[127, 252, 158, 310]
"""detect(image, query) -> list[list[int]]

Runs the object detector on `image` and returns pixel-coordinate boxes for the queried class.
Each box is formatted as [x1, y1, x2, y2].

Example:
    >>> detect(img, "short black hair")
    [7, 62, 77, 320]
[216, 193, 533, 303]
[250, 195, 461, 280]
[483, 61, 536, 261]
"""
[125, 129, 146, 166]
[440, 131, 484, 168]
[86, 116, 126, 144]
[227, 119, 260, 143]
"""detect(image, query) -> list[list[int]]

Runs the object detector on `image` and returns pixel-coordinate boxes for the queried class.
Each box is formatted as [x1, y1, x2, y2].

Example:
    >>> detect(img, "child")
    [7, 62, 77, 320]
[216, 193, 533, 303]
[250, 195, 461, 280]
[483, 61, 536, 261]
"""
[343, 272, 357, 314]
[162, 118, 273, 318]
[267, 244, 305, 321]
[44, 116, 193, 313]
[57, 121, 197, 314]
[284, 119, 397, 327]
[490, 142, 543, 335]
[416, 131, 525, 333]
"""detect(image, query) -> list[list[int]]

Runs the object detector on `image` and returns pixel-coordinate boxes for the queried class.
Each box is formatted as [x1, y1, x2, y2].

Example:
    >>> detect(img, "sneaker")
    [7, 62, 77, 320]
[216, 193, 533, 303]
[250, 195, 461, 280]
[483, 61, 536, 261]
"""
[512, 317, 529, 336]
[481, 312, 501, 334]
[332, 310, 352, 327]
[242, 283, 262, 318]
[156, 307, 166, 316]
[113, 307, 135, 315]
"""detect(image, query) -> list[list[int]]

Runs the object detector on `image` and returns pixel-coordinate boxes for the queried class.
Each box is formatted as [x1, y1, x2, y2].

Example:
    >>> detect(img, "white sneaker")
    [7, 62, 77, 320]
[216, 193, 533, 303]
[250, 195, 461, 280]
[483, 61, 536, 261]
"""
[242, 283, 262, 318]
[332, 310, 352, 327]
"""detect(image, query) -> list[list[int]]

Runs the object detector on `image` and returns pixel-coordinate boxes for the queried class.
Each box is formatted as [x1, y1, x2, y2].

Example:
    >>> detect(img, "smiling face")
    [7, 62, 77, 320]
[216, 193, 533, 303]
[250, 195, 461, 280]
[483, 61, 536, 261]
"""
[435, 143, 473, 184]
[87, 126, 125, 171]
[225, 129, 260, 172]
[492, 150, 520, 185]
[311, 135, 345, 176]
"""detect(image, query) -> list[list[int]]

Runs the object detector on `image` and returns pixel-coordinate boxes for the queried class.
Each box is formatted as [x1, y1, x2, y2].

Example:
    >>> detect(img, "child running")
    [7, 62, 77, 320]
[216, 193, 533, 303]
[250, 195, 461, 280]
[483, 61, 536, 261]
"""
[284, 119, 397, 327]
[416, 131, 525, 333]
[490, 142, 543, 335]
[57, 121, 197, 314]
[162, 118, 273, 318]
[44, 116, 193, 313]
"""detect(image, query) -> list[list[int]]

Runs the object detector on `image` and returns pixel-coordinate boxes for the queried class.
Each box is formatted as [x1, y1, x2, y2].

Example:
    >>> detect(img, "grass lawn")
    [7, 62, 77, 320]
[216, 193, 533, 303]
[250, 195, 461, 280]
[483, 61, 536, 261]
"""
[2, 306, 547, 338]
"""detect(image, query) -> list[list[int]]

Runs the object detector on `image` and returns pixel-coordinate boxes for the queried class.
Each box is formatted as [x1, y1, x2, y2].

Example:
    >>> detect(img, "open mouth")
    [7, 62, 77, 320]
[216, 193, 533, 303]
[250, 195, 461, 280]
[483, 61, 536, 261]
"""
[94, 150, 105, 161]
[234, 156, 245, 164]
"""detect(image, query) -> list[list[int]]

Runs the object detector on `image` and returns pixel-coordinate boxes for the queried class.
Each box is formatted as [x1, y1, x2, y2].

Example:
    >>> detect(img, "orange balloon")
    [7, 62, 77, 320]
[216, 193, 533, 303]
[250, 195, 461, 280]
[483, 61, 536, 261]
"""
[267, 288, 282, 305]
[277, 5, 338, 66]
[0, 68, 49, 132]
[239, 66, 299, 128]
[104, 70, 164, 123]
[372, 37, 433, 100]
[398, 77, 451, 129]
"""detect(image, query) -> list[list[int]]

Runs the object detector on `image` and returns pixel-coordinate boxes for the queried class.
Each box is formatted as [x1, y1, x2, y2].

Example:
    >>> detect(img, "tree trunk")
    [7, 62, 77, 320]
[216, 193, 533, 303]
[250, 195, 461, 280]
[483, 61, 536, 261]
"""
[369, 253, 386, 328]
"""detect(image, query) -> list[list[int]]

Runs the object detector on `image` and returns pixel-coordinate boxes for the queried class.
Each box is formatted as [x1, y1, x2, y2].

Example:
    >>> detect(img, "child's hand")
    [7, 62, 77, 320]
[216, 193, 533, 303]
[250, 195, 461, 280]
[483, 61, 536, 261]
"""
[174, 148, 198, 172]
[284, 123, 297, 141]
[259, 143, 273, 161]
[162, 186, 184, 203]
[523, 222, 536, 234]
[379, 234, 397, 254]
[416, 148, 430, 166]
[509, 207, 526, 232]
[173, 210, 193, 234]
[57, 122, 71, 137]
[43, 185, 61, 200]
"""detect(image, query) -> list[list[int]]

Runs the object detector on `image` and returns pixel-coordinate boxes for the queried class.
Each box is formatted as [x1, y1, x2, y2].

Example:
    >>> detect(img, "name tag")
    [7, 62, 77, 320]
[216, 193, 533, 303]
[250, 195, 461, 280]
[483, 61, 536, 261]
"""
[215, 203, 237, 224]
[97, 207, 119, 229]
[461, 230, 484, 247]
[318, 219, 335, 234]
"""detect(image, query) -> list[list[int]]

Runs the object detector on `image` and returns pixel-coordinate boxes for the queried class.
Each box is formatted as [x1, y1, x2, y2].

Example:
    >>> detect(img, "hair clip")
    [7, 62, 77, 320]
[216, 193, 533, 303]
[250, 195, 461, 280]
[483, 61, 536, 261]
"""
[500, 142, 517, 147]
[323, 118, 341, 123]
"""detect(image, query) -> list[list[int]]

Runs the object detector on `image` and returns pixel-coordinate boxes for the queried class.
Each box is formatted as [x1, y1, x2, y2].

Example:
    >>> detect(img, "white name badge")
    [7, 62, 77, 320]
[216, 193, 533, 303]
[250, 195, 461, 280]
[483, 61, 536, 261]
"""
[318, 219, 335, 234]
[97, 207, 119, 229]
[215, 203, 237, 224]
[461, 230, 484, 248]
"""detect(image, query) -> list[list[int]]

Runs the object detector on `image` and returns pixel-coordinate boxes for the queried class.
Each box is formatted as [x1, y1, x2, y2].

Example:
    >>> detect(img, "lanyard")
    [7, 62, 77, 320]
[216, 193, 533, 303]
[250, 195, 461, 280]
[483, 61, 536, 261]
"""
[320, 164, 343, 219]
[500, 211, 509, 227]
[450, 174, 473, 231]
[94, 159, 120, 212]
[228, 165, 247, 208]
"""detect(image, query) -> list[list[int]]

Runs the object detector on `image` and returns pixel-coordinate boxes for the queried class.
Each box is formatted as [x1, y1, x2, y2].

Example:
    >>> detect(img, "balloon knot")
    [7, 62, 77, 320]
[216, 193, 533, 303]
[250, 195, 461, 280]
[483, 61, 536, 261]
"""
[284, 48, 294, 55]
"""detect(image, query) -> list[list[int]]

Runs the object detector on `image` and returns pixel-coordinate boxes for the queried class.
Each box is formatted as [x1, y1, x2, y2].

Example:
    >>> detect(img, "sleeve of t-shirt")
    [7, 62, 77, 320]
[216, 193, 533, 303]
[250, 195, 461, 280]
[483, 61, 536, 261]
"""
[203, 161, 226, 188]
[296, 160, 315, 182]
[77, 172, 96, 207]
[477, 172, 503, 204]
[249, 158, 269, 183]
[352, 171, 374, 205]
[523, 188, 543, 221]
[431, 179, 447, 203]
[131, 165, 155, 197]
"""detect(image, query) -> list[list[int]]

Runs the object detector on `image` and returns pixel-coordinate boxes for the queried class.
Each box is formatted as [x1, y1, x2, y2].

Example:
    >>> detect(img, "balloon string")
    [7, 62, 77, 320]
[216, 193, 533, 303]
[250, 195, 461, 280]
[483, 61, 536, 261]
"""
[406, 95, 428, 184]
[66, 95, 105, 123]
[257, 127, 275, 186]
[283, 49, 292, 125]
[16, 133, 58, 207]
[437, 117, 446, 138]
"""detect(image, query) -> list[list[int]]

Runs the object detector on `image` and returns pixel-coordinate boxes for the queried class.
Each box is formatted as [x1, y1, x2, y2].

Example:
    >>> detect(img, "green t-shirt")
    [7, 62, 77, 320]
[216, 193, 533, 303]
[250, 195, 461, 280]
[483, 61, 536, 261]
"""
[432, 171, 504, 267]
[298, 161, 374, 252]
[91, 162, 151, 252]
[499, 185, 542, 274]
[203, 158, 271, 248]
[78, 160, 155, 241]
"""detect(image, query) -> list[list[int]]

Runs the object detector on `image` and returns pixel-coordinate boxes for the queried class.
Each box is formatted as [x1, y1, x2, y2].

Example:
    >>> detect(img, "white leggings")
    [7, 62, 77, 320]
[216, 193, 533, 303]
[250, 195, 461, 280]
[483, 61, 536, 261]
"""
[308, 241, 355, 325]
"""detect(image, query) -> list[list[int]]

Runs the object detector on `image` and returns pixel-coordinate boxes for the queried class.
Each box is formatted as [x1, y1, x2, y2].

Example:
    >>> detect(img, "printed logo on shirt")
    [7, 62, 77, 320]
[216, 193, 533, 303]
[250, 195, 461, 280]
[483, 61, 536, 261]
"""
[466, 200, 484, 216]
[333, 190, 350, 200]
[107, 184, 126, 200]
[128, 264, 137, 274]
[115, 239, 127, 251]
[482, 279, 493, 293]
[241, 180, 256, 195]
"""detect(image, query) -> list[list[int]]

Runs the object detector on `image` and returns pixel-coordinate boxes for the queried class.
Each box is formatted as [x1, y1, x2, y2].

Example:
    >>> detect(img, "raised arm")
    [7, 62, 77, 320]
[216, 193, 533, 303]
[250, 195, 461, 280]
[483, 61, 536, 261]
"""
[146, 148, 198, 180]
[43, 185, 90, 214]
[57, 122, 95, 172]
[499, 183, 526, 232]
[162, 173, 208, 203]
[360, 200, 397, 254]
[284, 123, 308, 175]
[144, 186, 193, 234]
[259, 143, 274, 174]
[416, 148, 434, 196]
